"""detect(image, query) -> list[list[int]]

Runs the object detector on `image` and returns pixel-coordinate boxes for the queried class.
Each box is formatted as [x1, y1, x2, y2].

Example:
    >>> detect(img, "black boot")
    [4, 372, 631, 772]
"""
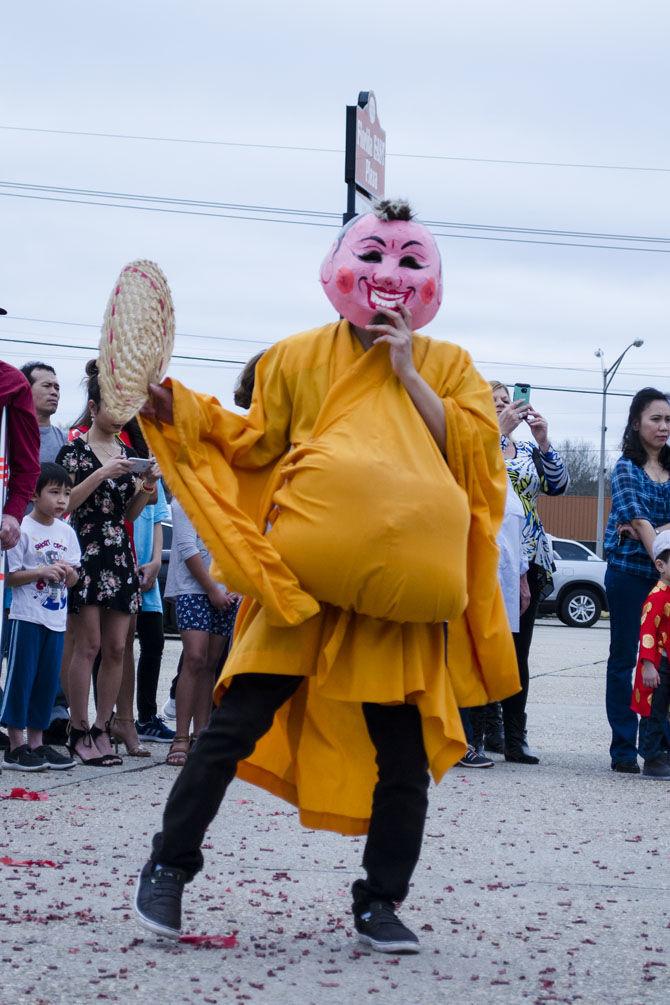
[503, 711, 540, 764]
[469, 706, 487, 757]
[483, 702, 505, 754]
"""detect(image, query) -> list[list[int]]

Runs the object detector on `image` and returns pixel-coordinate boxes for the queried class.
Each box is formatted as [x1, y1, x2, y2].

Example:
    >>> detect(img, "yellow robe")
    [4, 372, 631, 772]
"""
[142, 321, 519, 835]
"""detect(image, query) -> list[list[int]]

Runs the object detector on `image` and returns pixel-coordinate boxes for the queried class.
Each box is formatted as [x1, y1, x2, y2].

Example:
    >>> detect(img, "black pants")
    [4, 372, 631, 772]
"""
[151, 673, 430, 908]
[638, 657, 670, 763]
[136, 612, 165, 722]
[501, 563, 544, 720]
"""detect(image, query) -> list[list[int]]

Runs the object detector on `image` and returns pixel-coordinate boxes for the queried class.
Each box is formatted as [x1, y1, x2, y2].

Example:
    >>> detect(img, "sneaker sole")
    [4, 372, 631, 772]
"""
[357, 933, 420, 954]
[44, 760, 76, 770]
[458, 761, 494, 768]
[3, 761, 46, 772]
[134, 874, 181, 940]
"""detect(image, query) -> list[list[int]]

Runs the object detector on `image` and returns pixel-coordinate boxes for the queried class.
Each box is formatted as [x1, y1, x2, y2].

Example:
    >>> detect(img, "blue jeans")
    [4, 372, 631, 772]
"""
[605, 566, 660, 764]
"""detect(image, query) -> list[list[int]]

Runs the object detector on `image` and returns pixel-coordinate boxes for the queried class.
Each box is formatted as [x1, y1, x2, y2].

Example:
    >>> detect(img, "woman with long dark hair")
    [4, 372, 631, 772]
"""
[56, 360, 159, 765]
[605, 387, 670, 773]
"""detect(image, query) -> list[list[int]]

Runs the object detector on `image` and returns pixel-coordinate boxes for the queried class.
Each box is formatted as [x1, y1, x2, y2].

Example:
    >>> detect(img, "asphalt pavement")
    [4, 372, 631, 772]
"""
[1, 619, 669, 1005]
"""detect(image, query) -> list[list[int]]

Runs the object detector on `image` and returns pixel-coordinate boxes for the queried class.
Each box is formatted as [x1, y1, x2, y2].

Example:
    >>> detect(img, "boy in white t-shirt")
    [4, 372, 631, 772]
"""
[1, 462, 81, 771]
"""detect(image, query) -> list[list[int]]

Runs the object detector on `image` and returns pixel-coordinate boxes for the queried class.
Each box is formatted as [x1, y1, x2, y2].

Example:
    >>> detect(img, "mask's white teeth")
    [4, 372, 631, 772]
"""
[370, 289, 404, 308]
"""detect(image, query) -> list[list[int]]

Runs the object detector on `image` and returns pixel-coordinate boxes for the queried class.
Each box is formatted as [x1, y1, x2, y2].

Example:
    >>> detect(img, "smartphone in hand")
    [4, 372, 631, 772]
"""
[513, 383, 531, 406]
[126, 457, 154, 473]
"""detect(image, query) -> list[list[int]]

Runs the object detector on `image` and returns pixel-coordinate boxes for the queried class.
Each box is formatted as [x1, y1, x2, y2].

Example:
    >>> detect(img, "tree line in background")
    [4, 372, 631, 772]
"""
[554, 439, 611, 496]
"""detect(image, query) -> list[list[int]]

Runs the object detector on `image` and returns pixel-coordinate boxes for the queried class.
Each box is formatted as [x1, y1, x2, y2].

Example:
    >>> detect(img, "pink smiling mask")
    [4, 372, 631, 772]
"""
[319, 213, 443, 330]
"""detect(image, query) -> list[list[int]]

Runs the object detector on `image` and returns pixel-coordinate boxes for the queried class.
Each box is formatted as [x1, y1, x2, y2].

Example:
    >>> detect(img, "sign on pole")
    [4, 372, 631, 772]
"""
[343, 91, 386, 223]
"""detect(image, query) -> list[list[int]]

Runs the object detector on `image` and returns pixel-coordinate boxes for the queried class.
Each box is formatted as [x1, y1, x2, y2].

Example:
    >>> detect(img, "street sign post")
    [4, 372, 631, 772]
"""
[343, 91, 386, 223]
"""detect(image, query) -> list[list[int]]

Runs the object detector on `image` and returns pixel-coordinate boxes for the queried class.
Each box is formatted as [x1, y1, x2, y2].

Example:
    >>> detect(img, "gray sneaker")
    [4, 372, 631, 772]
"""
[3, 744, 46, 772]
[135, 862, 188, 939]
[32, 745, 75, 770]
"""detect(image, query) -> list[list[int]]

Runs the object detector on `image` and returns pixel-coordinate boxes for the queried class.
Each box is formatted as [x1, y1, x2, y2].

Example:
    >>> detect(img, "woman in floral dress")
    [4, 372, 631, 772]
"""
[56, 361, 158, 765]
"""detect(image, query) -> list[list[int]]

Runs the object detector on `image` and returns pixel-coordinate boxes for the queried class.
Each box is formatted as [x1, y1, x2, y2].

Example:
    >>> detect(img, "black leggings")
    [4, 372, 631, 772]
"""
[152, 673, 430, 907]
[136, 612, 165, 722]
[501, 563, 544, 719]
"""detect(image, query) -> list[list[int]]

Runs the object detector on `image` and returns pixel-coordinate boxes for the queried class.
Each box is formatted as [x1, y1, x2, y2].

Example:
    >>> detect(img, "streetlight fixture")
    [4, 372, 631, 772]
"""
[594, 339, 644, 558]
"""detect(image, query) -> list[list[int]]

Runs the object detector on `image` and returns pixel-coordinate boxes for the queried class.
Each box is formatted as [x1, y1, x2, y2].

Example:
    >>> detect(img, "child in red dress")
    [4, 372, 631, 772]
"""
[631, 529, 670, 779]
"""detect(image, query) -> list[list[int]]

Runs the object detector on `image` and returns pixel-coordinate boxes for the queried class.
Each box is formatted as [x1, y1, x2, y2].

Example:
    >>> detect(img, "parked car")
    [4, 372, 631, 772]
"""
[538, 535, 608, 628]
[157, 521, 178, 635]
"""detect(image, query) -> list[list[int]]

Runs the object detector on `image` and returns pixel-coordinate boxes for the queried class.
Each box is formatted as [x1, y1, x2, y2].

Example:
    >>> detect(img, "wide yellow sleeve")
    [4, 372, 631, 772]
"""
[140, 348, 320, 627]
[436, 349, 520, 705]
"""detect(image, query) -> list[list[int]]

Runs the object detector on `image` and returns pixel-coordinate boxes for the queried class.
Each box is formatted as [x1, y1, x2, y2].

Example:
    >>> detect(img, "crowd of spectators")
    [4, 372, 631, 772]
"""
[0, 343, 668, 780]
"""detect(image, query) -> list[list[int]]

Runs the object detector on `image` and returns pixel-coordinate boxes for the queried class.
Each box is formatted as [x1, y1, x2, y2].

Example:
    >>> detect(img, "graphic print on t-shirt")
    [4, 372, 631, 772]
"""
[8, 514, 81, 632]
[29, 540, 70, 612]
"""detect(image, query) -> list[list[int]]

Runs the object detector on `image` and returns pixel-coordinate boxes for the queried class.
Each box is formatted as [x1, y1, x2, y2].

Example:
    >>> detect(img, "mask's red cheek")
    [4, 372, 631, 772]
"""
[420, 277, 436, 305]
[335, 267, 355, 294]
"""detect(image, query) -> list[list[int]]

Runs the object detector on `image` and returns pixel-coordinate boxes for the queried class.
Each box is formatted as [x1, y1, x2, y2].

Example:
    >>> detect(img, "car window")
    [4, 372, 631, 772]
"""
[553, 541, 591, 561]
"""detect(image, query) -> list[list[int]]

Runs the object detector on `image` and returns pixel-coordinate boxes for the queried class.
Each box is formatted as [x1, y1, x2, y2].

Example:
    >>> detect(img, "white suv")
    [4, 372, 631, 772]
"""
[539, 536, 608, 628]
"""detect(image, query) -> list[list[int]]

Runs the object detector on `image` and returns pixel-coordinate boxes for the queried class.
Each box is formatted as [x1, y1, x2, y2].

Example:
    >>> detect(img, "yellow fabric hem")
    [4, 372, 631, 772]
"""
[236, 761, 370, 836]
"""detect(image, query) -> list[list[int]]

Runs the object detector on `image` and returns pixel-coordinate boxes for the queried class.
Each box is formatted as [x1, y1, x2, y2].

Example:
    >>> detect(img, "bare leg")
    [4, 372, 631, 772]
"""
[59, 614, 75, 705]
[109, 615, 146, 754]
[27, 727, 43, 749]
[68, 606, 105, 762]
[192, 634, 227, 736]
[8, 726, 26, 751]
[175, 630, 209, 740]
[94, 609, 131, 757]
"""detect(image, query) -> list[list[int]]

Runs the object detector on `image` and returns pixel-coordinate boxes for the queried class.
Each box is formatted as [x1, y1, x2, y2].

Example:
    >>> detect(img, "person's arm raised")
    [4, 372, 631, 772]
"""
[366, 304, 446, 453]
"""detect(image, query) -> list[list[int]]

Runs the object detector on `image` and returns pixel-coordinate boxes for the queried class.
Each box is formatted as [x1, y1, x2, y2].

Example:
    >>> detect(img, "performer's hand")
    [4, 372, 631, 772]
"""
[366, 303, 416, 381]
[642, 661, 660, 689]
[0, 514, 20, 550]
[141, 383, 174, 425]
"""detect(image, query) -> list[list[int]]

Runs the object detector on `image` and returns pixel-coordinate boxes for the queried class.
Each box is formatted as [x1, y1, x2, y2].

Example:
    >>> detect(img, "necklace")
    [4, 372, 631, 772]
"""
[85, 432, 122, 460]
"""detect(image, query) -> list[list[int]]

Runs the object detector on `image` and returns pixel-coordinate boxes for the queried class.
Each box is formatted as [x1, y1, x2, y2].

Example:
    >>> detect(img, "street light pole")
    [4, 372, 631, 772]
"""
[594, 339, 644, 558]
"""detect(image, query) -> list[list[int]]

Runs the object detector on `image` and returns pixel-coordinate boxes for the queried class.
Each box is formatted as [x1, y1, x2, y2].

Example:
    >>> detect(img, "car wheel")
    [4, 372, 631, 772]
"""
[558, 587, 602, 628]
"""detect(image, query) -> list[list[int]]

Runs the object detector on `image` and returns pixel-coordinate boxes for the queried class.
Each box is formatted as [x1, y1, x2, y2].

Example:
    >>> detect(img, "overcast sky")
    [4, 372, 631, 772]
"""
[2, 0, 669, 460]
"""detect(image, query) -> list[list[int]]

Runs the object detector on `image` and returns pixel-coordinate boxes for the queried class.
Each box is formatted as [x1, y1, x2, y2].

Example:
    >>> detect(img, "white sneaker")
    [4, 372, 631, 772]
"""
[162, 697, 177, 720]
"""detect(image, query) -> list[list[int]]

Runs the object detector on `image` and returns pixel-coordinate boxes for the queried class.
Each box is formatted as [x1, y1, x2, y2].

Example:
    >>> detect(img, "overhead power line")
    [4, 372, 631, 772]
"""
[2, 181, 668, 254]
[0, 334, 639, 397]
[2, 123, 670, 174]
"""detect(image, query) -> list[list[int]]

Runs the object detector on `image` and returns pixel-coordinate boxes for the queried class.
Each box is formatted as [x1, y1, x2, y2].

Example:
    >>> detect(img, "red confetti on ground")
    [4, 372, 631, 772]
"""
[179, 933, 238, 949]
[0, 856, 59, 868]
[0, 788, 49, 801]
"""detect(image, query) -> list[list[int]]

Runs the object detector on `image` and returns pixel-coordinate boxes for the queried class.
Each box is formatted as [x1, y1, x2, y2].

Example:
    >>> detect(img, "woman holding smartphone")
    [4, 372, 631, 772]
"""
[486, 381, 570, 763]
[56, 360, 159, 765]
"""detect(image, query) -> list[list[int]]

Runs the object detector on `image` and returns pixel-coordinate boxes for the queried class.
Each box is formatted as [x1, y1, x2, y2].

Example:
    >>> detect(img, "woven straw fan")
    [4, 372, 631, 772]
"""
[98, 260, 175, 423]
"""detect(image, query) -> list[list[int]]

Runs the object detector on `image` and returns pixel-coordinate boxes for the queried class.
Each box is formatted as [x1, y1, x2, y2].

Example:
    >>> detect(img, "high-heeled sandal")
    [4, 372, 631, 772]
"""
[166, 735, 190, 767]
[109, 714, 151, 758]
[90, 722, 123, 766]
[67, 723, 119, 768]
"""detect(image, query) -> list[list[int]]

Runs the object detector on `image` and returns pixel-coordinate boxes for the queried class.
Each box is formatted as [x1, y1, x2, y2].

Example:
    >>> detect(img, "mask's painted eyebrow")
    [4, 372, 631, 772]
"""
[359, 235, 386, 247]
[400, 240, 423, 250]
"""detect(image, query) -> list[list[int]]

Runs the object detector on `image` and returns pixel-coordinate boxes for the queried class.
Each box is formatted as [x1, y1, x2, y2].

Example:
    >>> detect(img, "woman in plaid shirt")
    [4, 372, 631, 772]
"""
[604, 387, 670, 773]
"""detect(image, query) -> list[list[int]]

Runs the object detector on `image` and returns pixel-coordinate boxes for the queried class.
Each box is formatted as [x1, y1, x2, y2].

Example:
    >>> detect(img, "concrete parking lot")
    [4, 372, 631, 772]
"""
[1, 619, 668, 1004]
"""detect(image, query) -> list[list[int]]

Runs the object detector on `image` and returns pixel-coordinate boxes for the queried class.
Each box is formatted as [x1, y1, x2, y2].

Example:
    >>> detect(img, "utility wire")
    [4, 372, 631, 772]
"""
[5, 318, 666, 382]
[0, 334, 638, 397]
[2, 124, 670, 174]
[3, 181, 669, 247]
[2, 188, 668, 255]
